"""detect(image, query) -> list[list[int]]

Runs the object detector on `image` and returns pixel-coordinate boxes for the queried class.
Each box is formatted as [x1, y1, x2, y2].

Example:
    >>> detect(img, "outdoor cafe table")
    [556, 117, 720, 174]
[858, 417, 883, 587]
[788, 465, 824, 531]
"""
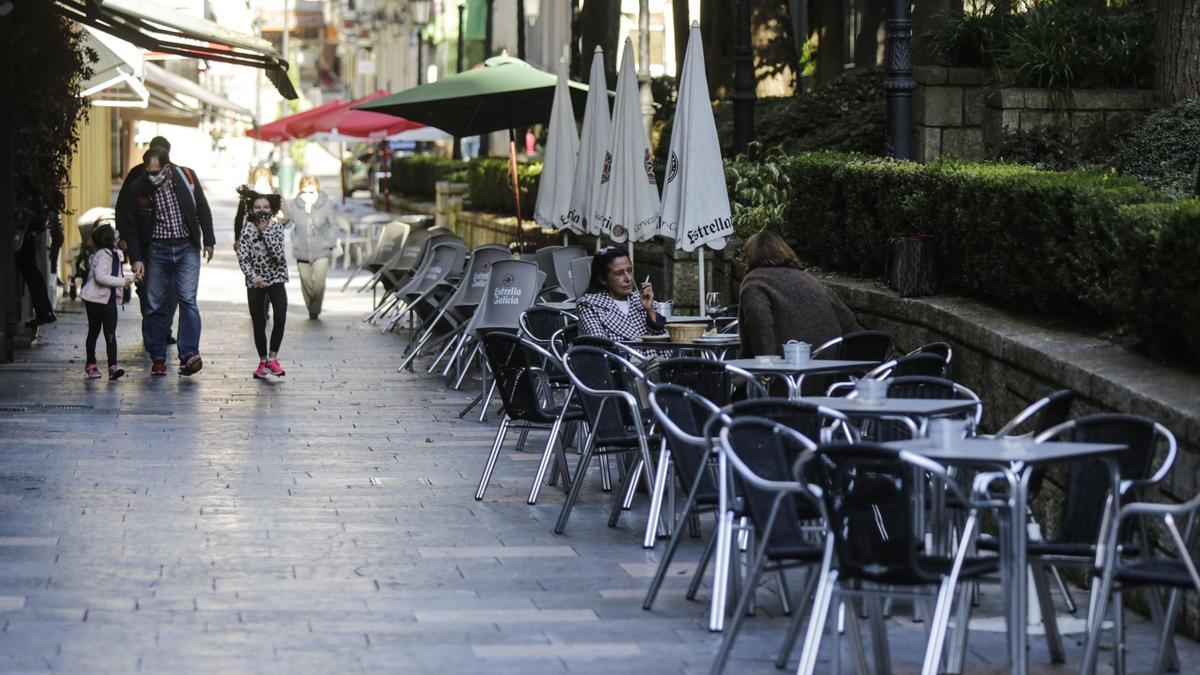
[722, 359, 878, 398]
[619, 337, 740, 359]
[798, 395, 983, 420]
[886, 437, 1126, 675]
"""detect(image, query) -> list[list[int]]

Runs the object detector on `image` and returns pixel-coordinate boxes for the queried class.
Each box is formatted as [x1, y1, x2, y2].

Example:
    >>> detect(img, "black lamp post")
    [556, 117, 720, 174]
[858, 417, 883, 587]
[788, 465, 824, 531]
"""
[412, 0, 431, 85]
[453, 0, 465, 160]
[516, 0, 526, 60]
[884, 0, 915, 160]
[480, 0, 494, 156]
[732, 0, 755, 155]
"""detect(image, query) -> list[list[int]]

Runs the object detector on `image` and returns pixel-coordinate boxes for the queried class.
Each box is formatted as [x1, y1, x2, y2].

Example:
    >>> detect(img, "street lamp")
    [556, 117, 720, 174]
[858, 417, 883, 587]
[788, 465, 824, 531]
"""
[412, 0, 432, 85]
[884, 0, 915, 160]
[454, 0, 465, 159]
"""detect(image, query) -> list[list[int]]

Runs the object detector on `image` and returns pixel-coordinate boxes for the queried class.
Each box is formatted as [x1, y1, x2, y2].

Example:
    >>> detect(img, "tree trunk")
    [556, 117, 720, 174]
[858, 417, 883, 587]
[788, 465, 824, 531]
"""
[701, 0, 735, 98]
[753, 0, 800, 96]
[569, 0, 583, 79]
[809, 0, 846, 85]
[854, 0, 887, 67]
[580, 0, 621, 83]
[672, 0, 689, 76]
[1156, 0, 1200, 104]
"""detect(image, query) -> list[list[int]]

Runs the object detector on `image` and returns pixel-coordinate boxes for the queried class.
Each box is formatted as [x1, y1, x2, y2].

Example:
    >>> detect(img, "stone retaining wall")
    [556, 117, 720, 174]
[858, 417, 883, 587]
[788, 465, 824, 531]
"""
[913, 66, 989, 163]
[981, 87, 1156, 154]
[825, 276, 1200, 635]
[913, 65, 1156, 163]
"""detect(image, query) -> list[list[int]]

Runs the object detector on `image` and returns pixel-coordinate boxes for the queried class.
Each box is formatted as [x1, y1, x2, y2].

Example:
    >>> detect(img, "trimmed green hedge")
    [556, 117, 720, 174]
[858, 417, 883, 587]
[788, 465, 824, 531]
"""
[1116, 201, 1200, 362]
[391, 155, 542, 218]
[464, 158, 542, 220]
[389, 156, 468, 199]
[729, 152, 1200, 365]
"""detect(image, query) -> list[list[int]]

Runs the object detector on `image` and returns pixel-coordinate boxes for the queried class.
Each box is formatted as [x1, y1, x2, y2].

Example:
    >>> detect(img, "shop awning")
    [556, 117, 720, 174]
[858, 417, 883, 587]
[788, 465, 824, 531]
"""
[54, 0, 298, 100]
[79, 25, 149, 107]
[246, 99, 348, 143]
[288, 91, 425, 141]
[143, 62, 256, 122]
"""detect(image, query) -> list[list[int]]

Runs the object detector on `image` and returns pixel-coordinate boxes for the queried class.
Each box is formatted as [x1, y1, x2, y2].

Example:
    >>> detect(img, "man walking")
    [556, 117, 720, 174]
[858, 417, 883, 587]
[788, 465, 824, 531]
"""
[116, 135, 177, 349]
[117, 146, 214, 376]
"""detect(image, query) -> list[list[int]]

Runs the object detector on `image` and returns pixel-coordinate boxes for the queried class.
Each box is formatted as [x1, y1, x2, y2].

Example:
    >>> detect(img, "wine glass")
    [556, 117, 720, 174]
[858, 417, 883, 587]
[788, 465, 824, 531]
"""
[705, 292, 724, 327]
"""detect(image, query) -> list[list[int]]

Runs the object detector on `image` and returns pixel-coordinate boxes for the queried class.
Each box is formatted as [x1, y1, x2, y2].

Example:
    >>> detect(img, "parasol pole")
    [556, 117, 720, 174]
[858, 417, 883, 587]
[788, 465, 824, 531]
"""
[698, 247, 706, 316]
[508, 127, 525, 253]
[340, 141, 347, 203]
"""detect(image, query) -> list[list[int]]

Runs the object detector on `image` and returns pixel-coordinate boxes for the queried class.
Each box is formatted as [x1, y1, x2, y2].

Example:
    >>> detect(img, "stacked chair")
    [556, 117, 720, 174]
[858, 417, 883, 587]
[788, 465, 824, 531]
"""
[397, 244, 511, 372]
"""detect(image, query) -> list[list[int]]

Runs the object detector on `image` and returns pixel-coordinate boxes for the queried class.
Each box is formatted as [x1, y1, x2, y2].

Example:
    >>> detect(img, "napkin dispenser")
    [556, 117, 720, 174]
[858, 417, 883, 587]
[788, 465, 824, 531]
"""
[784, 340, 810, 365]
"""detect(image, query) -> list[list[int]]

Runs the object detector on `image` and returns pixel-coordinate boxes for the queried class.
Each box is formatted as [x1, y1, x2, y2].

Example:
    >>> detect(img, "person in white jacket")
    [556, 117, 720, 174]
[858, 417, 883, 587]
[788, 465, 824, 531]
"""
[80, 223, 137, 379]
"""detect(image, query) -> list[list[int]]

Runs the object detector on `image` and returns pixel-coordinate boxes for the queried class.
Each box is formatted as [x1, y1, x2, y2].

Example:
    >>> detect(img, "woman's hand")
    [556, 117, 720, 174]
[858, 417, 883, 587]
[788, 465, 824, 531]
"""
[252, 276, 265, 288]
[124, 275, 135, 287]
[640, 281, 656, 316]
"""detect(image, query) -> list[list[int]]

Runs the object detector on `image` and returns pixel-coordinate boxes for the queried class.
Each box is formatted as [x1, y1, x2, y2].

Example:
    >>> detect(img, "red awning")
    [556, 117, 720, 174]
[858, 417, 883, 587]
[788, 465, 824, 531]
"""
[289, 91, 425, 141]
[245, 99, 346, 142]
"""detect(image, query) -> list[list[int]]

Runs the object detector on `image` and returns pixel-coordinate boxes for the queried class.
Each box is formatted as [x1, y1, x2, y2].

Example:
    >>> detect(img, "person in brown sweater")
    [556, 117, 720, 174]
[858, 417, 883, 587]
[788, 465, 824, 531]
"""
[737, 231, 861, 358]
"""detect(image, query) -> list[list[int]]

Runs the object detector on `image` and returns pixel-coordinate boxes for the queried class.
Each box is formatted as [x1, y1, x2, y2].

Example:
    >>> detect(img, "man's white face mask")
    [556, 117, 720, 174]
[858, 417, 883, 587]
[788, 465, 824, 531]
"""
[148, 167, 168, 186]
[300, 190, 318, 206]
[252, 179, 272, 193]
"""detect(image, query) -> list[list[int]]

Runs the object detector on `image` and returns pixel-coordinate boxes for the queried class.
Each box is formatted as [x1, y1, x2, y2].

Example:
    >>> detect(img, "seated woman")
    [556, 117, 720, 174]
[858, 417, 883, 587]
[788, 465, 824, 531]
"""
[576, 246, 666, 342]
[738, 231, 861, 358]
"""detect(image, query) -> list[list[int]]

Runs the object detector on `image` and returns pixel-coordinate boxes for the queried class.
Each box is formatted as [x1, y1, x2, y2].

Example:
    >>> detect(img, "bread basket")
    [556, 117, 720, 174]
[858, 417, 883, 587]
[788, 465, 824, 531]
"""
[665, 322, 707, 343]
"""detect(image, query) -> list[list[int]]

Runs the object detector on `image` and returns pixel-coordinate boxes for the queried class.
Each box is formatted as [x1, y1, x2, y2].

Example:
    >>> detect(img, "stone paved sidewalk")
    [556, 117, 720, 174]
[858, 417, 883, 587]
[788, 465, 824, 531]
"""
[0, 168, 1194, 674]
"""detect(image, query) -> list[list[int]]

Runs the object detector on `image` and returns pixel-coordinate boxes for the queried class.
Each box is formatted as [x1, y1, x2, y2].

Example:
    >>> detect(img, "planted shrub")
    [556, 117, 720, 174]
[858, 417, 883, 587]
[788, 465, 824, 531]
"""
[464, 158, 542, 219]
[1111, 98, 1200, 200]
[925, 3, 1155, 95]
[726, 153, 791, 235]
[1116, 201, 1200, 365]
[390, 156, 468, 199]
[656, 67, 887, 167]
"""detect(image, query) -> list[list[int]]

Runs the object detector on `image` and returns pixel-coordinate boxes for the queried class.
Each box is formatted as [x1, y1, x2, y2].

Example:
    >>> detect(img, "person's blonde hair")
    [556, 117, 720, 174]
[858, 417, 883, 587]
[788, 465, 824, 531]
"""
[249, 166, 272, 186]
[742, 230, 802, 271]
[298, 176, 321, 191]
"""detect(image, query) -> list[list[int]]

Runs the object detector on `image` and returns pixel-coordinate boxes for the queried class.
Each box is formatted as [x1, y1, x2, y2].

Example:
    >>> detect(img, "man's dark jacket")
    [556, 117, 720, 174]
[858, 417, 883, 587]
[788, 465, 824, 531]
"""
[116, 165, 215, 264]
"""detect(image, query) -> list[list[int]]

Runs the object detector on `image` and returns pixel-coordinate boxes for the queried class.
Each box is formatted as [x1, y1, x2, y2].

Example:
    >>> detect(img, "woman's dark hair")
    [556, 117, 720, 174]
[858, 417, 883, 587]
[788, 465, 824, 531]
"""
[91, 223, 116, 250]
[742, 230, 801, 271]
[587, 246, 630, 293]
[236, 185, 281, 214]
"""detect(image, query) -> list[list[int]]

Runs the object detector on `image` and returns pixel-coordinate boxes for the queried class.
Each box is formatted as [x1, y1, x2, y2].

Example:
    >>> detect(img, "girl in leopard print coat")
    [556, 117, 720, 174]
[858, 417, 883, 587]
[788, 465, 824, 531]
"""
[236, 195, 290, 378]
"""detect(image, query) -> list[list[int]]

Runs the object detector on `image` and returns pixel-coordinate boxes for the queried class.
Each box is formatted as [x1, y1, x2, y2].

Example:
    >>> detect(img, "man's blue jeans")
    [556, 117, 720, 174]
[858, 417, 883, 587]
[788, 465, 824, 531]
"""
[137, 279, 176, 354]
[145, 241, 201, 362]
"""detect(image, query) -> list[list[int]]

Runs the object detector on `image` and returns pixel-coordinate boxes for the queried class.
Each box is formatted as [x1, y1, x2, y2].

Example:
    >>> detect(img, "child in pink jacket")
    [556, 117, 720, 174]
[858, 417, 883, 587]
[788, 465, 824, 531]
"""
[80, 223, 136, 379]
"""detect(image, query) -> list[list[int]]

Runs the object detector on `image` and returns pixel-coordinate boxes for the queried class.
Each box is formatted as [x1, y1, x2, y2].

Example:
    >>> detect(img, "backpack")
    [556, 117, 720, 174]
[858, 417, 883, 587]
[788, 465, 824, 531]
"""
[173, 165, 197, 207]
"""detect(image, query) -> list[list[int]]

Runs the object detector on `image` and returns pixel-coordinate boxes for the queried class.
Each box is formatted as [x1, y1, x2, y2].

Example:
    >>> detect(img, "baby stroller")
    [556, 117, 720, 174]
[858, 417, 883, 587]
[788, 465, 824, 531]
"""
[68, 207, 117, 301]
